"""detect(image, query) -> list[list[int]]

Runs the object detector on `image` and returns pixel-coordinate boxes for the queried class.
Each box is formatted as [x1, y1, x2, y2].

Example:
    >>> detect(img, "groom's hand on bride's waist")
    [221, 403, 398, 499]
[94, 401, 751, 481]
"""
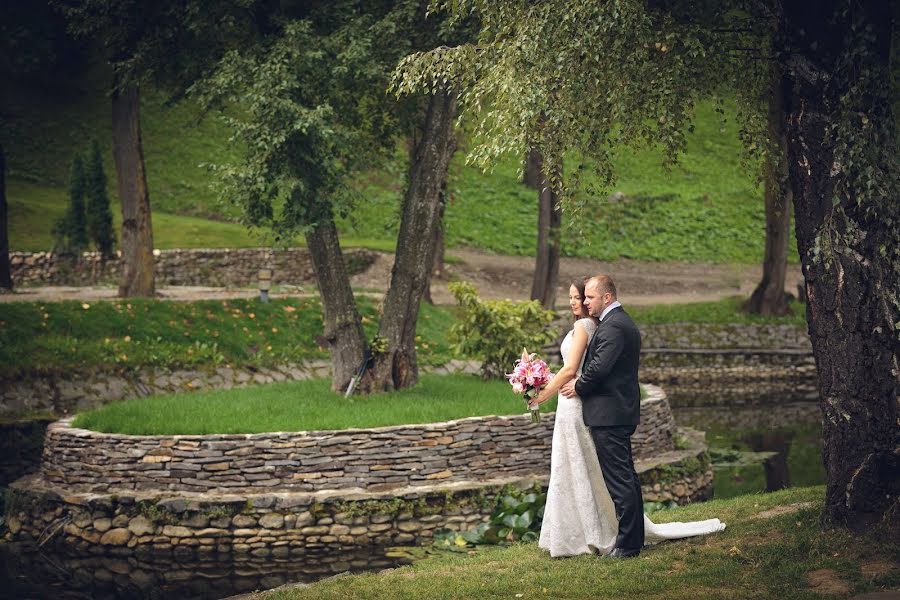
[560, 381, 577, 397]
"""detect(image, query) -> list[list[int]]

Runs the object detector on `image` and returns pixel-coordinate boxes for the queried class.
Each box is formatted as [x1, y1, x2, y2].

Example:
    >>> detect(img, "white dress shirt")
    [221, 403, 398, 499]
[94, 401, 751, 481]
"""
[599, 300, 622, 321]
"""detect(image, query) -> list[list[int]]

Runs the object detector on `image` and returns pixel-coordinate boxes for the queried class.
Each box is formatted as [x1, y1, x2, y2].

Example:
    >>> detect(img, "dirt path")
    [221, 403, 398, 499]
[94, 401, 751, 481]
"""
[0, 247, 802, 306]
[352, 247, 803, 306]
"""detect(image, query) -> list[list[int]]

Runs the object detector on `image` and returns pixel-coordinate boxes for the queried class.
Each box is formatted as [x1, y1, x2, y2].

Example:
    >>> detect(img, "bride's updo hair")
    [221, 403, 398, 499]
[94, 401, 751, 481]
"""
[570, 276, 588, 322]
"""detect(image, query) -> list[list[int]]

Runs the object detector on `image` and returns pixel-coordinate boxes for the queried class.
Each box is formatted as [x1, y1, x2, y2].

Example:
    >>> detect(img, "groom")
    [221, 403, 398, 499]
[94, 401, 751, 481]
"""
[560, 274, 644, 558]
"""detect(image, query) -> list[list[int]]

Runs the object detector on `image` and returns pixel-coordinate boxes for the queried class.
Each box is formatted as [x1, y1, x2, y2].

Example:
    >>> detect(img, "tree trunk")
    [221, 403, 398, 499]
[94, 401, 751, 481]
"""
[526, 149, 562, 309]
[305, 215, 368, 393]
[744, 61, 792, 316]
[357, 89, 457, 393]
[0, 142, 11, 291]
[112, 81, 155, 297]
[780, 0, 900, 531]
[423, 136, 456, 305]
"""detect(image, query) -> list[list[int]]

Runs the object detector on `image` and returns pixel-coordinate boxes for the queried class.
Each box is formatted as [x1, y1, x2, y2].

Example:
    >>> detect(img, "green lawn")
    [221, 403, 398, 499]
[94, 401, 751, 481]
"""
[6, 179, 408, 252]
[338, 101, 792, 264]
[628, 296, 807, 326]
[3, 65, 797, 264]
[255, 486, 897, 600]
[71, 374, 545, 434]
[0, 297, 457, 378]
[0, 296, 807, 379]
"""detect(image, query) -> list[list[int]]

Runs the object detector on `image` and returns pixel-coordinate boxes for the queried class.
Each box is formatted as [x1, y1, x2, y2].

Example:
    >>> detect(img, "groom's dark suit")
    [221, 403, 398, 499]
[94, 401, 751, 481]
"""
[574, 305, 644, 552]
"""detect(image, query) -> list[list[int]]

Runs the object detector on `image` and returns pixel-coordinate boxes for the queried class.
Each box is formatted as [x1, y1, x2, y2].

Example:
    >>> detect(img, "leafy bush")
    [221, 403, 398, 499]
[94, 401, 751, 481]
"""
[434, 487, 546, 549]
[448, 281, 557, 378]
[434, 488, 679, 551]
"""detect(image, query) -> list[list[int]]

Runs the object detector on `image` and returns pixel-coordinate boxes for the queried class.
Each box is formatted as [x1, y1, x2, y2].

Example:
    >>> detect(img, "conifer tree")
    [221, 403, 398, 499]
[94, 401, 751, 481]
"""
[84, 140, 115, 259]
[68, 154, 88, 253]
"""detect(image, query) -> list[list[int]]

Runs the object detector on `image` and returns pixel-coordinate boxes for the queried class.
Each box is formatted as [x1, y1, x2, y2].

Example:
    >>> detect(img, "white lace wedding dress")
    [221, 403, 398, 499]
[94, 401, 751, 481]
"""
[538, 318, 726, 558]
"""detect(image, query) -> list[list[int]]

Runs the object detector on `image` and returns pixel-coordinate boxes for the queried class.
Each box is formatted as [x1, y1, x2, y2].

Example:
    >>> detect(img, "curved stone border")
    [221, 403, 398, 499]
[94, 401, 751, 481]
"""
[5, 429, 713, 559]
[39, 385, 676, 494]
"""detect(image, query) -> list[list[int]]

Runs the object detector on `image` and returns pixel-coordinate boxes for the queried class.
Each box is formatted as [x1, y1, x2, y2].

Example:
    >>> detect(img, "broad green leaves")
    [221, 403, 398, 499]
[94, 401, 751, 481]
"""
[448, 281, 557, 378]
[395, 0, 736, 214]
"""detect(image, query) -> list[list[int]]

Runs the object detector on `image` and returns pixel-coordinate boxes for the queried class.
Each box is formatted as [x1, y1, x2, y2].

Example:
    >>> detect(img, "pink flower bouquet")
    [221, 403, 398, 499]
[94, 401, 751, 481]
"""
[507, 348, 553, 423]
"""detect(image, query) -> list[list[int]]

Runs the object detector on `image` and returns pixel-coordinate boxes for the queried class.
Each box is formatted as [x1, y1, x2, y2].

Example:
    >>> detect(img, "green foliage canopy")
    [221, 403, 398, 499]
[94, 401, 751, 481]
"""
[394, 0, 735, 204]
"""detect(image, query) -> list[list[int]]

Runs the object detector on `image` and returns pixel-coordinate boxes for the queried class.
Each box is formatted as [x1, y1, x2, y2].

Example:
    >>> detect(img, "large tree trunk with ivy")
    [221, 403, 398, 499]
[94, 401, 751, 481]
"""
[357, 89, 457, 393]
[780, 0, 899, 531]
[306, 216, 369, 393]
[0, 142, 11, 291]
[745, 62, 792, 316]
[112, 81, 155, 297]
[526, 149, 562, 310]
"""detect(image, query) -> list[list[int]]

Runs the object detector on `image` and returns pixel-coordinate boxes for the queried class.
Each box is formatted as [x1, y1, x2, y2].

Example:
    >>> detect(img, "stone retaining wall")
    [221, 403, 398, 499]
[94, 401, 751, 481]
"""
[639, 349, 819, 404]
[9, 247, 376, 287]
[5, 431, 714, 560]
[640, 323, 811, 351]
[39, 385, 676, 494]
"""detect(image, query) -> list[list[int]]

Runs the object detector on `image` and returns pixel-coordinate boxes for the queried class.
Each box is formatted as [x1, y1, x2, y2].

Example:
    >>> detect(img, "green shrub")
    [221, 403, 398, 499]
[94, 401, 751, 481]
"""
[85, 140, 115, 259]
[448, 281, 556, 378]
[52, 154, 89, 255]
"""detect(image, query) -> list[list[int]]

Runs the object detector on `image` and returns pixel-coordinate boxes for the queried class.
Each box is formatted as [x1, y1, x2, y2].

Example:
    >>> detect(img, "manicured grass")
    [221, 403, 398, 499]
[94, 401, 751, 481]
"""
[6, 179, 262, 252]
[259, 486, 898, 600]
[630, 295, 807, 326]
[71, 374, 548, 434]
[0, 298, 457, 378]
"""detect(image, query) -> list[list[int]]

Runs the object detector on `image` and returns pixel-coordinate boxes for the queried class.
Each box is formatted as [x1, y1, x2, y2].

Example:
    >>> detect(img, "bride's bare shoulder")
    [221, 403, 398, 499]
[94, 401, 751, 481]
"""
[574, 317, 598, 333]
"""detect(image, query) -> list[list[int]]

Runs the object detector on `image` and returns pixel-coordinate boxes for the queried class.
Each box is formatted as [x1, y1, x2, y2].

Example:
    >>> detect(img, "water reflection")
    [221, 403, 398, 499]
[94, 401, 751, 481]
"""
[0, 541, 408, 600]
[742, 430, 795, 492]
[672, 395, 824, 500]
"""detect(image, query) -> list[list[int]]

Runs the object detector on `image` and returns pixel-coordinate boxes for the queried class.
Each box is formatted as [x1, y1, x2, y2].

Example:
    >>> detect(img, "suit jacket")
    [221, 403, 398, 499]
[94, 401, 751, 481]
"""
[574, 305, 642, 427]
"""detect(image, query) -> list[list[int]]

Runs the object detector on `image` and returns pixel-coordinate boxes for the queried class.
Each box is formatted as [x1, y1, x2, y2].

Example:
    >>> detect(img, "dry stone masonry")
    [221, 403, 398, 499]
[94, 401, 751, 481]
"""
[9, 247, 375, 287]
[5, 384, 714, 560]
[39, 385, 676, 494]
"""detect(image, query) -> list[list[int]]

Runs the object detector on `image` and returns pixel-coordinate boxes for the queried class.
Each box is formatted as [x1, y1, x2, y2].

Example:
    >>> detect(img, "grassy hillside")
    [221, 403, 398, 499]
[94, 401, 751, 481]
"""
[2, 68, 795, 263]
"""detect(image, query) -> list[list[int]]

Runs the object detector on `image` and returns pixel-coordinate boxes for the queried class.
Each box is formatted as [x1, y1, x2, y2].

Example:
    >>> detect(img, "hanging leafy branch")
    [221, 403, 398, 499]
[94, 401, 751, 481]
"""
[393, 0, 737, 218]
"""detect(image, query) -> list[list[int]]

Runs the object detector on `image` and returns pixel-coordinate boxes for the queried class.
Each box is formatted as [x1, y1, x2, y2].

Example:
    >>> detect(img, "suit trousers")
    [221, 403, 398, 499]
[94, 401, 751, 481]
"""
[590, 425, 645, 550]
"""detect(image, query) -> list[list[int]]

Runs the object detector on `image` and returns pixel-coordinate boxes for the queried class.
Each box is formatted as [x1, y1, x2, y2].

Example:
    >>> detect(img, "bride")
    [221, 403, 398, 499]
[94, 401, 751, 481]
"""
[529, 277, 725, 558]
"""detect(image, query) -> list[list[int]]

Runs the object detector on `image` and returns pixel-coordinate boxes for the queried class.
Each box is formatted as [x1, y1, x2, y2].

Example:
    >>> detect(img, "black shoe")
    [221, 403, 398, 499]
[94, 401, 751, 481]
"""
[605, 547, 641, 559]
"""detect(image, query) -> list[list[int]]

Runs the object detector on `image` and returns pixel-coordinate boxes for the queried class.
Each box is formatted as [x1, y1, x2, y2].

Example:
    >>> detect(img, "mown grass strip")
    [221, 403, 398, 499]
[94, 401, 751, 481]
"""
[71, 374, 542, 435]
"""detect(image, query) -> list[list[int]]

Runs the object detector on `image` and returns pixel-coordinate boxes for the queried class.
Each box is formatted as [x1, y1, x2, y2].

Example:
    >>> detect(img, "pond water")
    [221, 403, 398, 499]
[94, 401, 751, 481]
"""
[0, 543, 411, 600]
[1, 392, 823, 600]
[672, 396, 825, 499]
